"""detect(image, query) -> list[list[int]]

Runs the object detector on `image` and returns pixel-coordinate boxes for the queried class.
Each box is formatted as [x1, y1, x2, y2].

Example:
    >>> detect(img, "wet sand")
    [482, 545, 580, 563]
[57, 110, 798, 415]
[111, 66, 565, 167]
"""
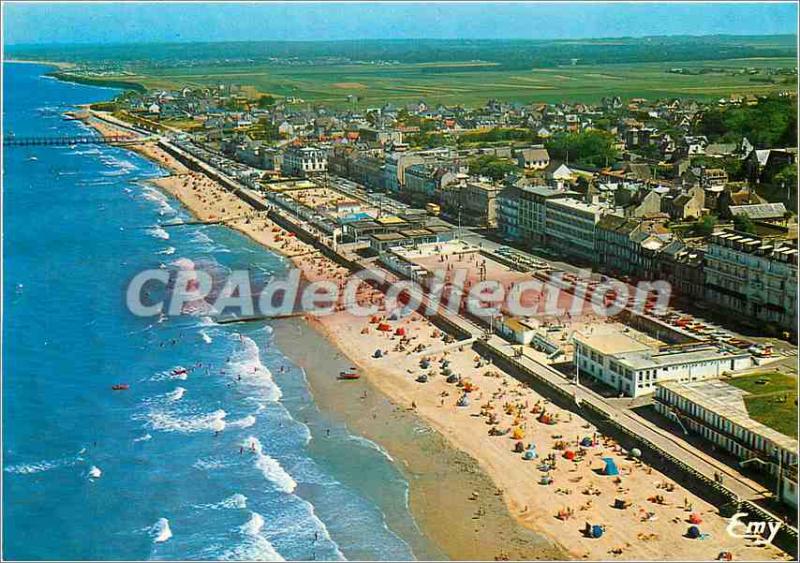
[273, 317, 565, 561]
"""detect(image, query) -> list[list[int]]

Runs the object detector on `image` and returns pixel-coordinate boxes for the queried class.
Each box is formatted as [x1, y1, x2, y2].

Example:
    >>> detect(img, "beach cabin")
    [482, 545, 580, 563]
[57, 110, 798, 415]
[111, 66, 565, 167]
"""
[498, 317, 537, 345]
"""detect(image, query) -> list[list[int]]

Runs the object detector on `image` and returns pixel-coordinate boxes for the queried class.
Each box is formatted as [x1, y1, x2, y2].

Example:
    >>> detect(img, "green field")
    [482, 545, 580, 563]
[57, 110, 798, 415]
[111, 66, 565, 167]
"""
[58, 57, 797, 107]
[728, 372, 798, 438]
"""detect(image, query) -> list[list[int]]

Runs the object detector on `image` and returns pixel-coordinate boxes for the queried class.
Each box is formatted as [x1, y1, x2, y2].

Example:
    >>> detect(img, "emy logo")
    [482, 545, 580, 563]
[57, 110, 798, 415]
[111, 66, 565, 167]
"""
[726, 512, 781, 546]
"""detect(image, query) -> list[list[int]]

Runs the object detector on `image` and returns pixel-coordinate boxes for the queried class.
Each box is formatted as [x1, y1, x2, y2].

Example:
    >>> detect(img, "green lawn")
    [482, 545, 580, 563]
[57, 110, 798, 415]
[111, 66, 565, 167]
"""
[728, 372, 798, 437]
[59, 57, 797, 107]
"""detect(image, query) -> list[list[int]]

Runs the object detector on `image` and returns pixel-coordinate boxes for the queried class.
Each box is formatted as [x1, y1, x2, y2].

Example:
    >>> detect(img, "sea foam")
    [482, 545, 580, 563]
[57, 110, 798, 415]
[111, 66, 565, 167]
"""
[4, 450, 83, 475]
[229, 335, 282, 402]
[150, 518, 172, 543]
[146, 226, 170, 240]
[244, 437, 296, 494]
[216, 511, 284, 561]
[166, 387, 186, 402]
[228, 414, 256, 429]
[144, 408, 226, 434]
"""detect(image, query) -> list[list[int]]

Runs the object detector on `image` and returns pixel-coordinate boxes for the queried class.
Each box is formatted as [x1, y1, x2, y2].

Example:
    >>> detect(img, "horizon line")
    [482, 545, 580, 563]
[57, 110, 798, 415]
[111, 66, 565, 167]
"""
[5, 31, 798, 49]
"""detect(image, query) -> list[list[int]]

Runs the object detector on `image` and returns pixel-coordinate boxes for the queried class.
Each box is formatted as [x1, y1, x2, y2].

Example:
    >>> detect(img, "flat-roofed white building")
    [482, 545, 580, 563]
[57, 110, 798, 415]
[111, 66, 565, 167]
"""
[574, 328, 753, 397]
[655, 380, 798, 508]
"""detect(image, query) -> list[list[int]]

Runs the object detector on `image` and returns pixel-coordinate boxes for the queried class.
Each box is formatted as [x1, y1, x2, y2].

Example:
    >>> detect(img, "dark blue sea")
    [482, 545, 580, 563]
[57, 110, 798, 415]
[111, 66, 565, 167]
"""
[2, 62, 427, 561]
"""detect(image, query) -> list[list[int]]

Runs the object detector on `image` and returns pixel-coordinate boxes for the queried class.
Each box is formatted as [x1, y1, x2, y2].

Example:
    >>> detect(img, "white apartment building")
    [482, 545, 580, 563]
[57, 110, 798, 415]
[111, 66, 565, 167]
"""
[544, 197, 607, 262]
[518, 185, 569, 244]
[281, 147, 328, 177]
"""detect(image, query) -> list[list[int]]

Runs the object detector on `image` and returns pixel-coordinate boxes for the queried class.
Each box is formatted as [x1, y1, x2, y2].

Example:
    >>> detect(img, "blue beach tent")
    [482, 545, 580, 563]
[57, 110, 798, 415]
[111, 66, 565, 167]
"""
[602, 457, 619, 476]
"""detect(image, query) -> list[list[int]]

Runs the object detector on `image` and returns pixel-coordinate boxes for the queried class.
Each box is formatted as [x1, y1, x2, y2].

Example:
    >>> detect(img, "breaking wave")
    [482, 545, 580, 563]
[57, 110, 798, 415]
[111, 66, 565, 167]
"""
[244, 437, 296, 494]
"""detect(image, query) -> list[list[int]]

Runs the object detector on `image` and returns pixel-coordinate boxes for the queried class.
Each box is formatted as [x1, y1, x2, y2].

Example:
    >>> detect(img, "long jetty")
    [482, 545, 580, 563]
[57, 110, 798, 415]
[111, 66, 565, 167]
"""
[4, 134, 142, 147]
[160, 214, 250, 228]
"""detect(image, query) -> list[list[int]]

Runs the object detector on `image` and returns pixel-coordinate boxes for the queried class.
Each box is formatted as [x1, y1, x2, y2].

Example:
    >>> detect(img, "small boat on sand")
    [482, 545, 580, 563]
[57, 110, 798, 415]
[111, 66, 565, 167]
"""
[111, 384, 130, 391]
[338, 369, 360, 380]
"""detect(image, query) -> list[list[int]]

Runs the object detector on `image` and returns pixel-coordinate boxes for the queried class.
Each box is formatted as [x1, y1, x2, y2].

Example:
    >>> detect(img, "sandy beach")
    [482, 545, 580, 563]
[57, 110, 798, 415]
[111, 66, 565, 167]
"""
[274, 317, 565, 561]
[4, 58, 76, 70]
[83, 116, 790, 561]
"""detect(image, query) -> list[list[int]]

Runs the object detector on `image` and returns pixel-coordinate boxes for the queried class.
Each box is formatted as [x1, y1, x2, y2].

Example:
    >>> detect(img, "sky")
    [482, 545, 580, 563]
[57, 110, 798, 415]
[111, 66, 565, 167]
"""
[3, 1, 798, 45]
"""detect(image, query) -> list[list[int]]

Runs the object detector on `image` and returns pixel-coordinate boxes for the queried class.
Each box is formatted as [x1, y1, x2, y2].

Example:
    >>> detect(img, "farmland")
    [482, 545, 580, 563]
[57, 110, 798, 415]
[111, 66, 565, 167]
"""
[11, 36, 797, 107]
[49, 56, 797, 107]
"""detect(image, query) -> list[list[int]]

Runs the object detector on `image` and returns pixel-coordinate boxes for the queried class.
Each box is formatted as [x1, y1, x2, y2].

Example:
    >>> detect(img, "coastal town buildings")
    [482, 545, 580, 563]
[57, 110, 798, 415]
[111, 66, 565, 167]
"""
[109, 80, 798, 342]
[544, 197, 607, 262]
[594, 216, 672, 279]
[496, 186, 522, 241]
[704, 229, 798, 333]
[574, 328, 753, 398]
[460, 180, 502, 228]
[655, 380, 798, 507]
[281, 146, 328, 177]
[518, 185, 570, 245]
[515, 145, 551, 169]
[384, 152, 425, 194]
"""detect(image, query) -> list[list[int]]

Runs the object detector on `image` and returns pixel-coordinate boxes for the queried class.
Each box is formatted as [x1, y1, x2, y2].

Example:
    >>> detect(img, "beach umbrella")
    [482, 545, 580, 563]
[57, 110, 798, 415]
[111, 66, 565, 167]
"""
[446, 373, 460, 384]
[689, 513, 703, 524]
[687, 525, 701, 539]
[415, 374, 429, 383]
[373, 349, 383, 358]
[563, 450, 576, 460]
[591, 525, 604, 539]
[580, 437, 593, 447]
[630, 448, 642, 458]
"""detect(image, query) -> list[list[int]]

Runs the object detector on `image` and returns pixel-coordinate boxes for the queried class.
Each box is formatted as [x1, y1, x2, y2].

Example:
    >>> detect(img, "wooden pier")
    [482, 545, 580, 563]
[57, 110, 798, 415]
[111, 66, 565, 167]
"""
[4, 134, 141, 147]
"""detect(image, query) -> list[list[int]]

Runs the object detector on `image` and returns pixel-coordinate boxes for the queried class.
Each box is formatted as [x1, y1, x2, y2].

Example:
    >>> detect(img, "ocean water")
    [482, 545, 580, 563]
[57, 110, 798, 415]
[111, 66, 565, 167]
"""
[2, 63, 429, 561]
